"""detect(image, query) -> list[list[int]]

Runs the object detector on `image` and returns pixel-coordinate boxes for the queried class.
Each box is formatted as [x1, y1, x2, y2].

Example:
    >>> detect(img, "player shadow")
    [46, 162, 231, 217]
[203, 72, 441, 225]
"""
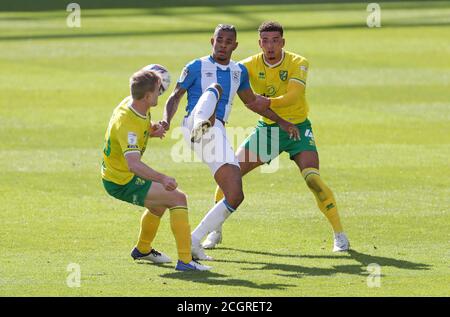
[157, 248, 431, 287]
[218, 247, 304, 259]
[219, 247, 431, 270]
[135, 261, 174, 269]
[347, 250, 431, 271]
[213, 258, 369, 279]
[159, 271, 294, 290]
[213, 247, 431, 278]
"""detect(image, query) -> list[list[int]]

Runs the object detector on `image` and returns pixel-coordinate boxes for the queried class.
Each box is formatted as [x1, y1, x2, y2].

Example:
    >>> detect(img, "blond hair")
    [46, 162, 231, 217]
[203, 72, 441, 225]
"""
[129, 70, 159, 100]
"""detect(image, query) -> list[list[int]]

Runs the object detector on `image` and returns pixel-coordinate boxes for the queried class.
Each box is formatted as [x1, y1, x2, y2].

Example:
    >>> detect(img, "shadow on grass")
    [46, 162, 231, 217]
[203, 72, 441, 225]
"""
[160, 271, 294, 290]
[214, 259, 369, 279]
[214, 248, 431, 274]
[2, 21, 450, 42]
[135, 261, 174, 269]
[218, 247, 304, 259]
[219, 247, 430, 269]
[347, 250, 431, 271]
[156, 249, 430, 288]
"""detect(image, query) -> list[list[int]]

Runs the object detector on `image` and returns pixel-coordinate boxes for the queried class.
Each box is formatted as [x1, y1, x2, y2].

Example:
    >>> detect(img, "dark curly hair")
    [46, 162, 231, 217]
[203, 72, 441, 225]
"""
[258, 21, 283, 37]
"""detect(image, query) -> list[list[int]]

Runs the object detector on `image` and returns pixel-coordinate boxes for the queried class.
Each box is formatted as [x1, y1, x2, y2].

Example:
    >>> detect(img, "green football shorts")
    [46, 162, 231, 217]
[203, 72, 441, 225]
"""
[241, 118, 317, 163]
[102, 175, 152, 207]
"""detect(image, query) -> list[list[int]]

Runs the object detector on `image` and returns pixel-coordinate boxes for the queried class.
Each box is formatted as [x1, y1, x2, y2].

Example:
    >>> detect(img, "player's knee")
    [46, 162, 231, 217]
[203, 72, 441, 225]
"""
[148, 207, 166, 217]
[171, 190, 187, 207]
[209, 83, 223, 97]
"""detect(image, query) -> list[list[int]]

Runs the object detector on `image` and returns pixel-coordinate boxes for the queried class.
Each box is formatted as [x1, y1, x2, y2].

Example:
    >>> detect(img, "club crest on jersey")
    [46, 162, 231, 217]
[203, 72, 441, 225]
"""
[279, 70, 288, 81]
[232, 71, 240, 83]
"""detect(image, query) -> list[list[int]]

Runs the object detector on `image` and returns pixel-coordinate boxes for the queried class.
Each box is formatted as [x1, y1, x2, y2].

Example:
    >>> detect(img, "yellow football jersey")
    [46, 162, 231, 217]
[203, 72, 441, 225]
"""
[101, 96, 151, 185]
[241, 50, 309, 124]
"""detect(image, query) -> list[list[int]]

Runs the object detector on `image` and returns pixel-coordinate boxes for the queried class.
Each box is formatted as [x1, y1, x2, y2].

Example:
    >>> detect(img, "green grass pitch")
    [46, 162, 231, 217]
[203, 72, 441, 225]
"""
[0, 1, 449, 296]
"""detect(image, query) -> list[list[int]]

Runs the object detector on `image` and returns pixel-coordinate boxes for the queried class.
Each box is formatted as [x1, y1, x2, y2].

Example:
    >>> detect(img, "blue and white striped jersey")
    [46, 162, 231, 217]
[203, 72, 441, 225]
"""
[177, 55, 250, 122]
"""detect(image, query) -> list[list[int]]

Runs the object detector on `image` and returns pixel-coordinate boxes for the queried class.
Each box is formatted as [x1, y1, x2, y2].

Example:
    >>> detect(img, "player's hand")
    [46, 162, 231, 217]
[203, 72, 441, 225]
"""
[149, 123, 166, 139]
[159, 120, 170, 131]
[279, 121, 300, 140]
[162, 176, 177, 191]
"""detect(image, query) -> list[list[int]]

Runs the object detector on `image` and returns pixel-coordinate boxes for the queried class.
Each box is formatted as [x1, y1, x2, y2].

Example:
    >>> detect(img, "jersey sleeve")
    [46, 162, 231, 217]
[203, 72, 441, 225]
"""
[177, 59, 200, 90]
[237, 63, 251, 92]
[269, 80, 304, 108]
[289, 57, 309, 86]
[117, 120, 142, 156]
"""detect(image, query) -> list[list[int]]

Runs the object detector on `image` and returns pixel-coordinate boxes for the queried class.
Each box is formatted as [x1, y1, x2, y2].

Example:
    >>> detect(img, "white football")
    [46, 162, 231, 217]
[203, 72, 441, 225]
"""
[143, 64, 171, 96]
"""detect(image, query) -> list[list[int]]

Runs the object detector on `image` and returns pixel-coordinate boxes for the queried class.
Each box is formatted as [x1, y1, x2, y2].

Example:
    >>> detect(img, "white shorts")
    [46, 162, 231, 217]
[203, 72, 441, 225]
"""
[182, 112, 240, 176]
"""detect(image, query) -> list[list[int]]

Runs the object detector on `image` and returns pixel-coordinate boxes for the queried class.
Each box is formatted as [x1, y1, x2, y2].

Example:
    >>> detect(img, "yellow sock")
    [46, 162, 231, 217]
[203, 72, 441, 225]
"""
[136, 210, 161, 254]
[169, 206, 192, 264]
[302, 168, 343, 233]
[214, 186, 224, 203]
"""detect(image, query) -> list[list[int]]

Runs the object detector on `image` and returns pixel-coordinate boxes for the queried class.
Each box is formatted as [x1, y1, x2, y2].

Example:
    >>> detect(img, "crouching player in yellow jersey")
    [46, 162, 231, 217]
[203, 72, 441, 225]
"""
[205, 22, 350, 252]
[102, 68, 210, 271]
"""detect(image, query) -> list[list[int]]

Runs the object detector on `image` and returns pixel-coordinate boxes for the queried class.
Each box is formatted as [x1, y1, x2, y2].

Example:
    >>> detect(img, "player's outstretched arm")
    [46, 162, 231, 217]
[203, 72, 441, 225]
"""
[238, 88, 270, 114]
[125, 152, 177, 191]
[161, 83, 187, 131]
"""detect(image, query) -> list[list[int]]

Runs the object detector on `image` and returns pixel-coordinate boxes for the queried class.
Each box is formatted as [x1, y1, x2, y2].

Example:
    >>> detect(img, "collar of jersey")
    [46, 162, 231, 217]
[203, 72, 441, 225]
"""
[127, 101, 147, 119]
[263, 50, 285, 68]
[208, 55, 230, 70]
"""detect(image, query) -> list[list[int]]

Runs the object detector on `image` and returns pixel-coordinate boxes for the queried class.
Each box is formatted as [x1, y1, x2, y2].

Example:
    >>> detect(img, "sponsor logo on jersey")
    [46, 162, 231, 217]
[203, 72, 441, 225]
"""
[128, 132, 137, 145]
[267, 86, 276, 97]
[258, 72, 265, 79]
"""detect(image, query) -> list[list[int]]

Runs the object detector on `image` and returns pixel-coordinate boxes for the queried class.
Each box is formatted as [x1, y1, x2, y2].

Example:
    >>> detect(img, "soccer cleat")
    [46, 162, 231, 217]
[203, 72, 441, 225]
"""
[191, 241, 214, 261]
[190, 120, 212, 143]
[131, 247, 172, 263]
[175, 259, 212, 271]
[333, 232, 350, 252]
[202, 231, 222, 249]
